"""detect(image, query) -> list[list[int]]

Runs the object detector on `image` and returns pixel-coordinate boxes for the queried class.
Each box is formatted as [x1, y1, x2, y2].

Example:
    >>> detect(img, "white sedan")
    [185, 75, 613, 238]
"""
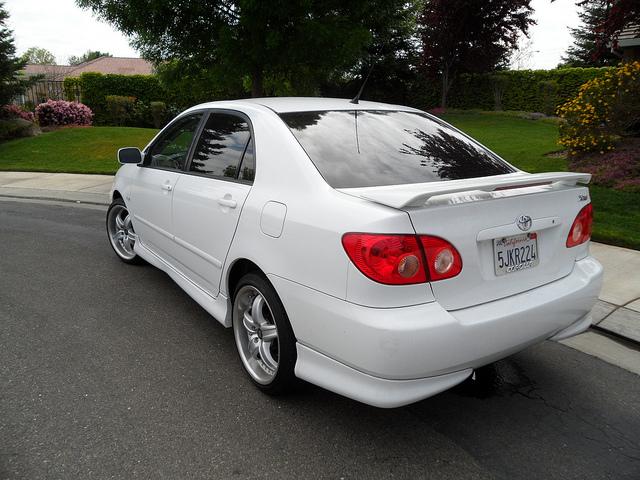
[107, 98, 603, 408]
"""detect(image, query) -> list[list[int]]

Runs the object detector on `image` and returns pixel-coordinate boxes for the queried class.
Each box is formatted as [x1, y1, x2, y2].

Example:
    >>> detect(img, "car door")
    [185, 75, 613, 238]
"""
[170, 111, 255, 295]
[129, 113, 203, 259]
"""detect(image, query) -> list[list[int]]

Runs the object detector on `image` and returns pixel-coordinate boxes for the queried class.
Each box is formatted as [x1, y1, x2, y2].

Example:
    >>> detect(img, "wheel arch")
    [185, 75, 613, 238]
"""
[111, 189, 123, 202]
[226, 258, 266, 300]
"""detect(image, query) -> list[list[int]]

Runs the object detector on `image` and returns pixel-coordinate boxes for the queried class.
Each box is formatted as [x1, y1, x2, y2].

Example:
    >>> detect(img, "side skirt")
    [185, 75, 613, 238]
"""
[135, 240, 232, 327]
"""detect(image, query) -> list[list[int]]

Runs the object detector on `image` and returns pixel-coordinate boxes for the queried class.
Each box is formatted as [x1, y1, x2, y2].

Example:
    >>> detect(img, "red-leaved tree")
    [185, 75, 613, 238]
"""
[419, 0, 535, 108]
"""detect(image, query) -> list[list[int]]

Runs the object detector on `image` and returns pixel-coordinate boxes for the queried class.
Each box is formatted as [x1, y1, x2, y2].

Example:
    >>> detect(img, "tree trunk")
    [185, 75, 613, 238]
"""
[251, 67, 263, 98]
[440, 66, 450, 109]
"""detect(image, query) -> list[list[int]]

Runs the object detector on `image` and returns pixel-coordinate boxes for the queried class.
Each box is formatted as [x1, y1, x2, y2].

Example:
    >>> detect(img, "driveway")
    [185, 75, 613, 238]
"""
[1, 200, 639, 479]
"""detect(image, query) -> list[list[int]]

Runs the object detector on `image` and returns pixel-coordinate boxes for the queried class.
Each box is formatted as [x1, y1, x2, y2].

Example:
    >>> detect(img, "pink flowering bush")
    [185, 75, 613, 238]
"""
[35, 100, 93, 127]
[0, 104, 35, 122]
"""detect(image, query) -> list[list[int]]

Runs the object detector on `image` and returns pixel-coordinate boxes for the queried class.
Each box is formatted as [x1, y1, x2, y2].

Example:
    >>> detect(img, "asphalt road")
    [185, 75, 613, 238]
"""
[1, 199, 639, 480]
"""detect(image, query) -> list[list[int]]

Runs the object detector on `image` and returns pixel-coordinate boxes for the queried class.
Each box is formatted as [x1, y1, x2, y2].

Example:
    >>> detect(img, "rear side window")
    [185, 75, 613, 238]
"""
[280, 110, 514, 188]
[190, 113, 251, 179]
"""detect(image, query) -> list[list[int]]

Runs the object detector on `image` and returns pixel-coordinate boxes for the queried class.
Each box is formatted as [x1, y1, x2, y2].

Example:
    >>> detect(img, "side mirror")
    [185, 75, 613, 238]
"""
[118, 147, 143, 165]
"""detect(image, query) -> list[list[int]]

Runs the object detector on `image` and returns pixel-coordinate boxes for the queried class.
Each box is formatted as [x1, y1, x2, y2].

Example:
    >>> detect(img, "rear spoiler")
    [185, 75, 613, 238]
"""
[338, 172, 591, 209]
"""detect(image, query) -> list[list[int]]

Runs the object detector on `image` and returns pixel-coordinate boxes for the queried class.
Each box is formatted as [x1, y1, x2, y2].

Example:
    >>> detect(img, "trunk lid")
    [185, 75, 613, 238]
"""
[340, 172, 592, 311]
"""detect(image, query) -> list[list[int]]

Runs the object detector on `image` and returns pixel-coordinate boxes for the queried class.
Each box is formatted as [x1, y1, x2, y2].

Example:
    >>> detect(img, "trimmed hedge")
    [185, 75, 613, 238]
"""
[444, 67, 613, 113]
[64, 73, 166, 125]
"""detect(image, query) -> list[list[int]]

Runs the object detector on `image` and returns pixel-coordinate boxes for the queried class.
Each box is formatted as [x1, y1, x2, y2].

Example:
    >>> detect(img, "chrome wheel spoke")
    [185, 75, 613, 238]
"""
[243, 311, 257, 332]
[259, 340, 278, 371]
[261, 324, 278, 342]
[251, 295, 266, 326]
[115, 214, 125, 230]
[247, 334, 260, 358]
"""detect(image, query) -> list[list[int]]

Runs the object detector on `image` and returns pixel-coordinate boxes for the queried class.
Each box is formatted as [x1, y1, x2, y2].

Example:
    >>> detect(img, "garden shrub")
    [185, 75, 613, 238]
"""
[0, 118, 40, 141]
[557, 61, 640, 153]
[105, 95, 136, 126]
[445, 67, 612, 112]
[150, 101, 168, 128]
[35, 100, 93, 127]
[65, 73, 166, 125]
[0, 104, 35, 122]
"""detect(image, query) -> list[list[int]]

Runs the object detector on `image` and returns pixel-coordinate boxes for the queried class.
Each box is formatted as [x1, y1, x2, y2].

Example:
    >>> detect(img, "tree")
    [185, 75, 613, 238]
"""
[561, 0, 619, 67]
[598, 0, 640, 50]
[21, 46, 56, 65]
[0, 2, 30, 105]
[419, 0, 535, 108]
[76, 0, 411, 97]
[553, 1, 639, 57]
[68, 50, 112, 65]
[322, 1, 421, 106]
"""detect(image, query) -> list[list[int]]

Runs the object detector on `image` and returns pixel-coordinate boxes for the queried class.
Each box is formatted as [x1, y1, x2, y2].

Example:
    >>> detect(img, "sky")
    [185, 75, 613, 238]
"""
[5, 0, 580, 69]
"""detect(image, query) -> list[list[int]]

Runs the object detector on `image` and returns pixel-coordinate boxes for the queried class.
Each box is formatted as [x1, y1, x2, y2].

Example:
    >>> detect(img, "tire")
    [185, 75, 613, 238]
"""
[232, 272, 298, 395]
[106, 198, 145, 265]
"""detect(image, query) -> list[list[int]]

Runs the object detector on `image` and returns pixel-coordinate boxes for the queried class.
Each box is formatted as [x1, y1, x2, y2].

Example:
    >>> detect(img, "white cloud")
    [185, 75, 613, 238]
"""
[4, 0, 138, 64]
[525, 0, 581, 69]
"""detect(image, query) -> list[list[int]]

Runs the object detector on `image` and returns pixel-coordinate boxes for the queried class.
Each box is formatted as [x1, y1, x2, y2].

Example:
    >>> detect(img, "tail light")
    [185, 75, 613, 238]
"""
[342, 234, 427, 285]
[566, 203, 593, 248]
[342, 233, 462, 285]
[419, 235, 463, 281]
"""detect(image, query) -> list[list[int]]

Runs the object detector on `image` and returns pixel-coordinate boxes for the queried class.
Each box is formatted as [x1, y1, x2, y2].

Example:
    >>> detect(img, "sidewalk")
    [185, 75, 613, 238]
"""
[1, 171, 639, 345]
[0, 171, 112, 205]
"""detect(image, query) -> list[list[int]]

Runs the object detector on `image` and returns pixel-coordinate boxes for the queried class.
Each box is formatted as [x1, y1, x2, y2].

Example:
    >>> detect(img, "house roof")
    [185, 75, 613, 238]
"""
[22, 57, 154, 79]
[619, 25, 640, 48]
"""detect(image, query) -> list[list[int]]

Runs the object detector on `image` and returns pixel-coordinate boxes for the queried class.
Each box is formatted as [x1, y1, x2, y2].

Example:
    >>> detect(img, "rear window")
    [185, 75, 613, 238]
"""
[280, 110, 514, 188]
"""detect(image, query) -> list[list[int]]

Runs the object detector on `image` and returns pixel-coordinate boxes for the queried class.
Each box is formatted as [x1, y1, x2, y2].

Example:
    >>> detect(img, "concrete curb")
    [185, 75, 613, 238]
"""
[0, 188, 109, 205]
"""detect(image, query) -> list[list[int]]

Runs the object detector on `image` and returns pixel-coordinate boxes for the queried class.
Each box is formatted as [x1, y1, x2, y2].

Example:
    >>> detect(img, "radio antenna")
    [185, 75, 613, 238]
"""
[350, 65, 374, 104]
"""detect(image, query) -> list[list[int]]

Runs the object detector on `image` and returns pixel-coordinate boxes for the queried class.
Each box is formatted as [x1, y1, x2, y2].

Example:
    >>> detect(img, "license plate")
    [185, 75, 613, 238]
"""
[493, 233, 539, 276]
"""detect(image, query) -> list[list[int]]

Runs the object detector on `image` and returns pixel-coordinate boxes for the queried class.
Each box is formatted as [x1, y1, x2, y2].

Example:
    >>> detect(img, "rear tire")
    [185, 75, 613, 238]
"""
[232, 272, 298, 395]
[106, 198, 145, 265]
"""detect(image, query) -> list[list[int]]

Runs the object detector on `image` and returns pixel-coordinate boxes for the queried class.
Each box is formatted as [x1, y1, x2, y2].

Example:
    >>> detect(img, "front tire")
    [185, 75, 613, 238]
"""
[106, 198, 144, 265]
[232, 273, 298, 394]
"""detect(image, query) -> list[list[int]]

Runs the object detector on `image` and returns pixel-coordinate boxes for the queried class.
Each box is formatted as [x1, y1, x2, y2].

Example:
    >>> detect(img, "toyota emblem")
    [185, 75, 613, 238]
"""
[516, 215, 532, 231]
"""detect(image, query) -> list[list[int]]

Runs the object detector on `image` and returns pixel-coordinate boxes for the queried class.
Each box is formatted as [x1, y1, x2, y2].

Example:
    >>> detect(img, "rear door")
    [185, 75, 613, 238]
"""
[129, 113, 203, 258]
[170, 111, 255, 295]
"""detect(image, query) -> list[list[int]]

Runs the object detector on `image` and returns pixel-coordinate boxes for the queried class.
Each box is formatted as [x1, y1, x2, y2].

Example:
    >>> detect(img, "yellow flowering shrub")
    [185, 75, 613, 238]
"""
[557, 61, 640, 153]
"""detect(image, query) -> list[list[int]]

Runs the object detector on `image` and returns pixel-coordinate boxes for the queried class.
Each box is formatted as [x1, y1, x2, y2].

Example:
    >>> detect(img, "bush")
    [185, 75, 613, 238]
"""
[105, 95, 136, 126]
[0, 118, 40, 141]
[65, 72, 166, 125]
[441, 67, 612, 112]
[0, 104, 35, 122]
[35, 100, 93, 127]
[558, 61, 640, 153]
[150, 101, 168, 128]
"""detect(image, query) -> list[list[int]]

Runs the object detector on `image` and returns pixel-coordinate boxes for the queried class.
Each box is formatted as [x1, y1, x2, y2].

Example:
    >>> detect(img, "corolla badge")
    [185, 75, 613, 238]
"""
[516, 215, 532, 231]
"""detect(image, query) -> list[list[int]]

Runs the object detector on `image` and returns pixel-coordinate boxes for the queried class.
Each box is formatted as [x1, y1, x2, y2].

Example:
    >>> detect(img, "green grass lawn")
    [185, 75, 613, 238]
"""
[0, 126, 158, 175]
[442, 112, 640, 250]
[0, 117, 637, 249]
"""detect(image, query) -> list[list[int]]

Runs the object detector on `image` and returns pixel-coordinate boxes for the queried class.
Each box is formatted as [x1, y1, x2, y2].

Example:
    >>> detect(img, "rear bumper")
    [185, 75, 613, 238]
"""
[269, 255, 603, 407]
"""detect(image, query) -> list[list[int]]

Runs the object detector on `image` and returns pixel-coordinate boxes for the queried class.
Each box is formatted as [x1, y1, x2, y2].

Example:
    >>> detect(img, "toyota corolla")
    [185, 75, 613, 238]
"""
[107, 98, 603, 408]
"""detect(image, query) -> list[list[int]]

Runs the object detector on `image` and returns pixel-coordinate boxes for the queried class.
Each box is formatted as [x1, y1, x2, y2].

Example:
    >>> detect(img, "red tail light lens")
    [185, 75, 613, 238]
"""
[566, 203, 593, 248]
[342, 233, 462, 284]
[419, 235, 463, 281]
[342, 233, 427, 285]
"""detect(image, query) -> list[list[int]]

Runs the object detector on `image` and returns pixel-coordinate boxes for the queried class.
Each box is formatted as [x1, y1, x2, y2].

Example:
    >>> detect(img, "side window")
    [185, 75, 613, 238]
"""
[238, 137, 255, 182]
[147, 114, 202, 170]
[189, 113, 251, 179]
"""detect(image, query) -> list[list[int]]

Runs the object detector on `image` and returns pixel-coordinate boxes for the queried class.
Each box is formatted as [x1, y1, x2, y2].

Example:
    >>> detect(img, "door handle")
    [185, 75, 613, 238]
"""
[161, 184, 173, 191]
[218, 197, 237, 208]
